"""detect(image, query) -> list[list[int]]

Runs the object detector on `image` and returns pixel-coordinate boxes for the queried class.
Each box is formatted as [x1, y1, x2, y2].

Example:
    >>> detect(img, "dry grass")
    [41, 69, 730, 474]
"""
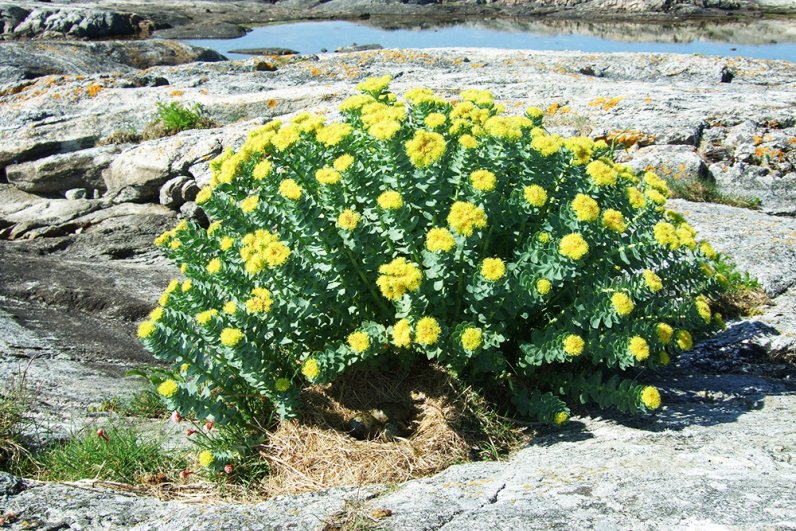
[712, 287, 771, 318]
[258, 364, 527, 497]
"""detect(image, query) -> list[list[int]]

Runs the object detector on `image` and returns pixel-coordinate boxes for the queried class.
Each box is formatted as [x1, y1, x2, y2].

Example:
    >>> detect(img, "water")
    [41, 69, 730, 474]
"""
[184, 19, 796, 62]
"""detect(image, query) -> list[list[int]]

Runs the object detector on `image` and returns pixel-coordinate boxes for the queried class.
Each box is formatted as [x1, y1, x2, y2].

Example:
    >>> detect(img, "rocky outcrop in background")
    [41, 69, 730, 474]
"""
[0, 45, 794, 529]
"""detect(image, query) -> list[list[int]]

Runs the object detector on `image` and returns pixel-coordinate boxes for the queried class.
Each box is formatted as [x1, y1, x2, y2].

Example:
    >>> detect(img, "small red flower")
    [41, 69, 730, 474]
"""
[204, 420, 215, 431]
[224, 464, 234, 474]
[179, 469, 194, 480]
[186, 429, 198, 436]
[170, 411, 182, 423]
[96, 429, 109, 442]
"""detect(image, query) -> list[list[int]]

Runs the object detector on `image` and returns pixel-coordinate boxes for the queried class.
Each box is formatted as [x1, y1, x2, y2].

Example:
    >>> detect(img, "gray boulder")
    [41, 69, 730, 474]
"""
[3, 6, 150, 39]
[5, 145, 119, 195]
[625, 144, 708, 185]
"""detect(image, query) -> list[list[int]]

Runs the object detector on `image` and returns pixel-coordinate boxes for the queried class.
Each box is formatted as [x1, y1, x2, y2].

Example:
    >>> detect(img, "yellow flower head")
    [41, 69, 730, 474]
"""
[424, 112, 446, 129]
[154, 231, 172, 246]
[316, 167, 342, 185]
[357, 74, 392, 94]
[252, 159, 272, 180]
[523, 185, 547, 207]
[157, 379, 178, 398]
[611, 292, 634, 316]
[640, 386, 661, 410]
[643, 269, 663, 292]
[196, 309, 218, 325]
[376, 257, 423, 300]
[272, 124, 301, 151]
[676, 330, 693, 351]
[602, 209, 627, 233]
[220, 237, 234, 251]
[571, 194, 600, 222]
[460, 88, 494, 106]
[302, 358, 320, 380]
[563, 334, 585, 356]
[220, 328, 244, 347]
[316, 123, 353, 147]
[714, 312, 726, 330]
[337, 209, 361, 230]
[207, 221, 222, 236]
[406, 130, 446, 168]
[627, 186, 647, 209]
[553, 411, 570, 425]
[644, 171, 670, 194]
[676, 224, 697, 250]
[333, 154, 355, 172]
[586, 160, 618, 186]
[645, 189, 667, 206]
[459, 135, 479, 149]
[377, 190, 403, 210]
[481, 258, 506, 282]
[198, 450, 214, 468]
[245, 287, 273, 314]
[137, 320, 156, 339]
[275, 378, 291, 393]
[347, 331, 370, 353]
[369, 119, 402, 140]
[340, 94, 375, 112]
[657, 323, 674, 344]
[279, 179, 302, 201]
[659, 351, 671, 366]
[223, 301, 237, 315]
[699, 241, 717, 259]
[415, 317, 441, 346]
[426, 227, 456, 253]
[470, 169, 496, 192]
[447, 201, 487, 237]
[392, 319, 412, 348]
[695, 296, 712, 323]
[536, 278, 552, 296]
[149, 307, 164, 321]
[538, 232, 551, 243]
[653, 222, 680, 250]
[260, 241, 289, 268]
[531, 134, 563, 157]
[196, 186, 212, 204]
[628, 336, 650, 361]
[181, 279, 192, 292]
[206, 258, 222, 274]
[559, 233, 589, 260]
[565, 136, 595, 165]
[169, 239, 182, 250]
[461, 327, 482, 351]
[525, 106, 544, 121]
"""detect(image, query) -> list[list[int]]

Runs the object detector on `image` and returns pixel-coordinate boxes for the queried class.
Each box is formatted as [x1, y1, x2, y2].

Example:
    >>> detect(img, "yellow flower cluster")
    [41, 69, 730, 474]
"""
[559, 233, 589, 260]
[220, 327, 244, 347]
[137, 320, 156, 338]
[676, 329, 693, 351]
[357, 74, 392, 93]
[571, 194, 600, 222]
[563, 334, 585, 356]
[240, 230, 291, 274]
[196, 309, 218, 325]
[315, 123, 353, 147]
[415, 317, 441, 346]
[206, 258, 222, 274]
[376, 257, 423, 300]
[536, 278, 552, 295]
[628, 336, 650, 361]
[481, 258, 506, 282]
[334, 154, 355, 172]
[406, 130, 446, 168]
[640, 386, 661, 410]
[279, 179, 302, 200]
[524, 185, 548, 207]
[157, 379, 179, 398]
[484, 116, 530, 140]
[302, 358, 320, 380]
[252, 159, 272, 180]
[461, 327, 482, 351]
[275, 378, 291, 393]
[347, 331, 370, 353]
[377, 190, 403, 210]
[564, 137, 595, 165]
[316, 167, 342, 185]
[369, 120, 401, 140]
[392, 319, 412, 347]
[695, 295, 711, 323]
[530, 133, 563, 157]
[602, 209, 627, 233]
[272, 124, 301, 151]
[245, 287, 273, 314]
[643, 269, 663, 292]
[627, 187, 647, 209]
[424, 112, 446, 129]
[447, 201, 487, 237]
[470, 169, 496, 192]
[611, 292, 634, 316]
[337, 209, 361, 230]
[653, 221, 679, 250]
[460, 88, 494, 106]
[586, 160, 618, 186]
[426, 227, 456, 252]
[198, 450, 214, 467]
[657, 323, 674, 344]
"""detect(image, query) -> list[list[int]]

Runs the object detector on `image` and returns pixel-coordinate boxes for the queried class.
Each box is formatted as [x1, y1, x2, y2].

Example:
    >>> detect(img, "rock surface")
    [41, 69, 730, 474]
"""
[0, 3, 153, 40]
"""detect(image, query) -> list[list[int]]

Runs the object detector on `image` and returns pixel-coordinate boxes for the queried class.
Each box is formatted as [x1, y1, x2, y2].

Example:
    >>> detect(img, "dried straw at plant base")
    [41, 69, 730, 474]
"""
[259, 364, 527, 497]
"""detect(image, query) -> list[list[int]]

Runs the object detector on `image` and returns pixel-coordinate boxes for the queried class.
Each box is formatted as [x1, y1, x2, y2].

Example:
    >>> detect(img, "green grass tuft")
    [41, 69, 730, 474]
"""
[668, 178, 762, 210]
[91, 390, 168, 419]
[34, 424, 186, 484]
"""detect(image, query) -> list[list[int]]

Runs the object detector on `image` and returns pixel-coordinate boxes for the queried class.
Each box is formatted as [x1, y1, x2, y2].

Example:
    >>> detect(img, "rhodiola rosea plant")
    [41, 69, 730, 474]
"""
[139, 75, 729, 437]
